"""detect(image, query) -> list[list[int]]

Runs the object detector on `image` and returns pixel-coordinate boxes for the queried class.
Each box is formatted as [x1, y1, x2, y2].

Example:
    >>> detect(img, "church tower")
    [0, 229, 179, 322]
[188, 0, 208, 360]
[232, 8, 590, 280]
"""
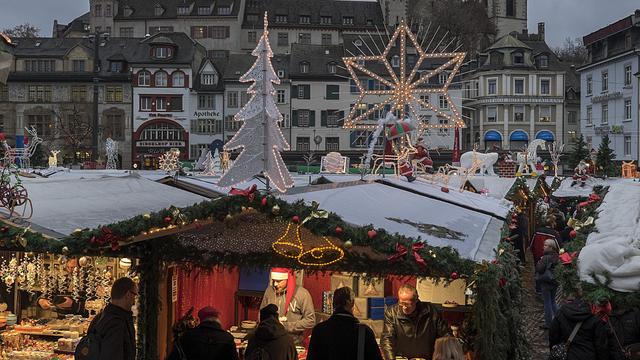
[485, 0, 528, 38]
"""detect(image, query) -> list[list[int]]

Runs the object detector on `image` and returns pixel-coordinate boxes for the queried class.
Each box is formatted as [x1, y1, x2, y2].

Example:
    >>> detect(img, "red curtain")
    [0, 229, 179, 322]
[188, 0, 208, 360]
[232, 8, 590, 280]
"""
[302, 271, 333, 311]
[175, 266, 240, 330]
[386, 275, 416, 297]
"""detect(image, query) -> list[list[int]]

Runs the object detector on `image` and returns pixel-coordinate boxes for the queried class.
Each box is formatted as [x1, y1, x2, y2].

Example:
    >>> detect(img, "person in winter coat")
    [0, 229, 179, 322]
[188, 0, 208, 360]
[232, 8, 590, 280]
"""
[432, 336, 464, 360]
[245, 304, 297, 360]
[307, 287, 382, 360]
[167, 307, 239, 360]
[86, 277, 137, 360]
[549, 298, 610, 360]
[260, 268, 315, 345]
[380, 284, 449, 360]
[536, 239, 560, 329]
[608, 307, 640, 360]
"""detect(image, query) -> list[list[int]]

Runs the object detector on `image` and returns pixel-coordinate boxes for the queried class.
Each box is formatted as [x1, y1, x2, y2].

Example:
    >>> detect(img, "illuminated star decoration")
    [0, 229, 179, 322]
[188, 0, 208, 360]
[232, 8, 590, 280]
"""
[342, 20, 466, 131]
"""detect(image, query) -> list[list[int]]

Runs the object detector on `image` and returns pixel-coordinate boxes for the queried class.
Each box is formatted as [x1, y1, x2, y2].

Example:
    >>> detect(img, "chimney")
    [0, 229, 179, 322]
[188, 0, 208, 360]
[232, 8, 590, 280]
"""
[538, 22, 545, 41]
[522, 28, 528, 35]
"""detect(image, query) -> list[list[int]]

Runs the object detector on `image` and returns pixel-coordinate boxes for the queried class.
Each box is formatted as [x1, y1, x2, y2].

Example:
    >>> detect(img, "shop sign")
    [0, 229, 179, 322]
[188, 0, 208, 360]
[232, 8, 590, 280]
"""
[148, 113, 174, 117]
[591, 91, 622, 103]
[193, 110, 222, 120]
[137, 140, 185, 147]
[594, 126, 610, 135]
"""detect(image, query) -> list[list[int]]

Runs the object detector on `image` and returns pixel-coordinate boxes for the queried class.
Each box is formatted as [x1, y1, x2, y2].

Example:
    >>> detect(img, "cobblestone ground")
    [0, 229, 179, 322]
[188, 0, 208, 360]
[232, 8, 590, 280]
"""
[521, 251, 550, 359]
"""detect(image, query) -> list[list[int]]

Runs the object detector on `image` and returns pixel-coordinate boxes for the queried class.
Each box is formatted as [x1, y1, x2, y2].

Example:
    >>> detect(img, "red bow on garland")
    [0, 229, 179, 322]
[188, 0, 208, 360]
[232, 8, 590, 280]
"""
[559, 251, 577, 265]
[387, 242, 427, 268]
[90, 227, 123, 251]
[578, 193, 601, 209]
[229, 184, 258, 202]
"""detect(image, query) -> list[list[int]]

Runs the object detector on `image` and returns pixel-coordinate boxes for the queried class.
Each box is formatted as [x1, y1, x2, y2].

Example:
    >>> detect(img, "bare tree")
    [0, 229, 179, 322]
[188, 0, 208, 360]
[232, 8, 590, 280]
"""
[2, 23, 40, 38]
[53, 107, 93, 165]
[553, 37, 588, 65]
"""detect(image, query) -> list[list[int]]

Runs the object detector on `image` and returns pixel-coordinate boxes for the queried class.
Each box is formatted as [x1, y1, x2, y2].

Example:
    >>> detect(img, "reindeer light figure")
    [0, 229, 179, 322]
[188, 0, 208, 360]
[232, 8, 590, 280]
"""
[2, 127, 43, 169]
[48, 150, 61, 168]
[547, 141, 565, 178]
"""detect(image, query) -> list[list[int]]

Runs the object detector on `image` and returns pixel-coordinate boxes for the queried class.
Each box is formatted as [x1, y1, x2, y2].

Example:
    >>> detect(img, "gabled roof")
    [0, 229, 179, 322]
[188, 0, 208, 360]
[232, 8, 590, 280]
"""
[487, 34, 531, 51]
[223, 53, 289, 81]
[193, 57, 226, 91]
[115, 0, 241, 19]
[129, 32, 203, 64]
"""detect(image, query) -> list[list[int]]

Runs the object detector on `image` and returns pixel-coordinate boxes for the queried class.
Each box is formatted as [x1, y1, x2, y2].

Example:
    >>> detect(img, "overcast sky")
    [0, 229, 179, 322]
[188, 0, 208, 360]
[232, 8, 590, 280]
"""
[0, 0, 638, 48]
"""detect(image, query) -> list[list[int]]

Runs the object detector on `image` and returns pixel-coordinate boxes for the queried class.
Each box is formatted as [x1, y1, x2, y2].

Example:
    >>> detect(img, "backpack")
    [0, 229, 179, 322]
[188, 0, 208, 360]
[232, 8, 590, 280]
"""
[75, 312, 105, 360]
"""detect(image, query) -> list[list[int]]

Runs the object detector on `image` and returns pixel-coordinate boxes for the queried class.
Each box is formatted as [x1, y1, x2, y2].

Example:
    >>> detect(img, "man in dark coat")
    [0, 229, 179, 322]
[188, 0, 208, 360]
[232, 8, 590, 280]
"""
[549, 298, 610, 360]
[89, 277, 137, 360]
[245, 304, 297, 360]
[608, 307, 640, 360]
[380, 284, 448, 360]
[167, 306, 239, 360]
[307, 287, 382, 360]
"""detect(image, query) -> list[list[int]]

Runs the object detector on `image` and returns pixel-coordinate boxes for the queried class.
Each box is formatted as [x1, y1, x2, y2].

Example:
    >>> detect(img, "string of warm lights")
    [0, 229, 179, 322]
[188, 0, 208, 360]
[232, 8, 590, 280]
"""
[271, 222, 345, 267]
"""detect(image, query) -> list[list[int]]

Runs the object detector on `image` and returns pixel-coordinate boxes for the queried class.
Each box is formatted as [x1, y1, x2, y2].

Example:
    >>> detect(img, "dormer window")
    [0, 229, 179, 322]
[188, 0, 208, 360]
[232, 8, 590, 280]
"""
[357, 59, 365, 67]
[177, 6, 190, 15]
[202, 72, 217, 85]
[392, 55, 400, 68]
[198, 6, 210, 15]
[218, 6, 231, 15]
[154, 47, 172, 59]
[110, 61, 123, 73]
[321, 16, 332, 25]
[154, 4, 165, 16]
[512, 52, 524, 64]
[247, 13, 259, 23]
[300, 62, 310, 73]
[299, 15, 310, 24]
[277, 69, 285, 78]
[537, 55, 549, 68]
[275, 15, 288, 23]
[124, 6, 133, 17]
[327, 62, 336, 74]
[343, 16, 354, 25]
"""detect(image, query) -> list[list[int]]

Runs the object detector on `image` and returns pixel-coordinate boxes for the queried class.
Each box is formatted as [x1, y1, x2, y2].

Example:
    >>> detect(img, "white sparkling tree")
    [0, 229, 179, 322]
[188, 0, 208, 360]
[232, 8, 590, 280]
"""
[217, 12, 293, 192]
[201, 150, 216, 176]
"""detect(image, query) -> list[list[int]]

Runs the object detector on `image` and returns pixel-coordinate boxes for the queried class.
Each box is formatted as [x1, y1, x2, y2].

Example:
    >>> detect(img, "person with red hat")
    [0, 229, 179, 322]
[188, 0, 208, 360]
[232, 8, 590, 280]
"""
[259, 268, 315, 345]
[167, 306, 238, 360]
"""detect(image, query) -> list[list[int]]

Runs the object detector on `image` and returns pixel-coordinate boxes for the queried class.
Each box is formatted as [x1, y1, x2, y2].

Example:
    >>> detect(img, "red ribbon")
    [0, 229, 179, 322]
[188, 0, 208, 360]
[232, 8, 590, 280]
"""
[229, 184, 258, 202]
[579, 192, 602, 209]
[387, 242, 426, 268]
[387, 243, 408, 263]
[412, 242, 427, 268]
[591, 301, 612, 322]
[91, 227, 122, 250]
[559, 251, 577, 265]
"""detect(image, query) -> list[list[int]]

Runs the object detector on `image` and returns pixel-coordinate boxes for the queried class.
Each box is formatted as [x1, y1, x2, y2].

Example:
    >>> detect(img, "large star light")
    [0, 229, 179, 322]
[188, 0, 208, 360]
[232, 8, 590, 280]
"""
[342, 21, 466, 130]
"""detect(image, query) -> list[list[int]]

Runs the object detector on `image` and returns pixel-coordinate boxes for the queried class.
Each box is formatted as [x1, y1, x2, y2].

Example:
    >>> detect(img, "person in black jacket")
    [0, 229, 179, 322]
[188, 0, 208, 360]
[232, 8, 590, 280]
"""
[245, 304, 297, 360]
[536, 239, 560, 329]
[608, 307, 640, 360]
[549, 297, 609, 360]
[307, 287, 382, 360]
[89, 277, 137, 360]
[167, 306, 239, 360]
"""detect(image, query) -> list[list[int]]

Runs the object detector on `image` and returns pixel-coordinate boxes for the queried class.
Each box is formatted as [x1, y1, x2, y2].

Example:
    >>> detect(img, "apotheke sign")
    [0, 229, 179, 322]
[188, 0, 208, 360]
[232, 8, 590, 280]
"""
[193, 110, 222, 120]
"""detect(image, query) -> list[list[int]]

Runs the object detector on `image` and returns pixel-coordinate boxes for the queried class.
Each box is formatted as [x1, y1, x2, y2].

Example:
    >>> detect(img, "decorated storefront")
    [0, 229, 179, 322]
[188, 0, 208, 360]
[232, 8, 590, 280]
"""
[133, 118, 189, 170]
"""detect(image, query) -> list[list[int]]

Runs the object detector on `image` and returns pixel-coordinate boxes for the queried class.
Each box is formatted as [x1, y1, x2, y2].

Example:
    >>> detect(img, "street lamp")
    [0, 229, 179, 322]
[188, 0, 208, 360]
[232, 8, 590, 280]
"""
[85, 31, 110, 162]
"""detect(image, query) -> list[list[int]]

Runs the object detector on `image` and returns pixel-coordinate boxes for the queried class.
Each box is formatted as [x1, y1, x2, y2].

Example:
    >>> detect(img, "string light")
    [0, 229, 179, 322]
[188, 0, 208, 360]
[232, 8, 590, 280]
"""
[342, 20, 466, 130]
[272, 222, 345, 267]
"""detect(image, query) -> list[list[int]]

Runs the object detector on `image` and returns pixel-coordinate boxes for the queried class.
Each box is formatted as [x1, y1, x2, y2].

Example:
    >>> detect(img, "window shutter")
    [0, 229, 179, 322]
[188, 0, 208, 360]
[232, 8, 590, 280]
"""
[349, 131, 357, 147]
[150, 72, 155, 87]
[184, 74, 189, 88]
[132, 73, 138, 86]
[339, 111, 345, 126]
[191, 119, 197, 133]
[304, 85, 310, 99]
[325, 86, 330, 99]
[321, 111, 327, 127]
[167, 73, 173, 87]
[292, 110, 298, 127]
[291, 85, 298, 99]
[309, 110, 316, 127]
[225, 27, 230, 38]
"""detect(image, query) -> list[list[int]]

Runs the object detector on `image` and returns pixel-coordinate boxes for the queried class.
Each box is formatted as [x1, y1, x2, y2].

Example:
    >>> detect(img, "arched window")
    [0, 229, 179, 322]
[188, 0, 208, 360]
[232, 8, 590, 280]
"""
[537, 55, 549, 68]
[299, 61, 309, 73]
[327, 62, 336, 74]
[490, 52, 503, 65]
[138, 71, 150, 86]
[155, 71, 168, 87]
[172, 71, 185, 87]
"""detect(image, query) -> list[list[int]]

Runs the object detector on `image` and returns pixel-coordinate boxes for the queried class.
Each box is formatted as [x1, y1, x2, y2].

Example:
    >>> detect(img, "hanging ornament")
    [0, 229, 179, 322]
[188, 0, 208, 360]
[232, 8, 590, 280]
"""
[498, 277, 507, 288]
[335, 226, 343, 236]
[450, 272, 459, 280]
[344, 240, 353, 249]
[292, 216, 300, 223]
[569, 229, 577, 238]
[367, 230, 377, 239]
[79, 257, 89, 267]
[261, 197, 268, 207]
[164, 216, 173, 224]
[143, 213, 151, 220]
[0, 226, 8, 233]
[119, 258, 132, 270]
[271, 204, 280, 215]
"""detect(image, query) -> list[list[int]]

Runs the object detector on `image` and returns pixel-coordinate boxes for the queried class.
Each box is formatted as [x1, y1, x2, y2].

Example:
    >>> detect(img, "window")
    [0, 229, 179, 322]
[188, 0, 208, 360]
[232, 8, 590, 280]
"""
[438, 95, 448, 109]
[198, 94, 216, 109]
[169, 96, 183, 111]
[275, 15, 287, 23]
[513, 105, 524, 122]
[537, 55, 548, 68]
[321, 33, 332, 45]
[155, 71, 168, 87]
[207, 50, 228, 59]
[601, 71, 608, 92]
[490, 52, 503, 66]
[625, 99, 632, 120]
[72, 60, 85, 72]
[28, 85, 52, 102]
[277, 90, 286, 104]
[438, 72, 448, 84]
[192, 26, 207, 38]
[321, 16, 332, 24]
[201, 73, 216, 86]
[106, 86, 123, 103]
[0, 115, 4, 133]
[154, 47, 172, 59]
[514, 78, 524, 94]
[210, 26, 229, 39]
[349, 80, 358, 93]
[218, 6, 231, 15]
[625, 65, 632, 86]
[343, 16, 354, 25]
[601, 104, 608, 124]
[227, 92, 238, 108]
[297, 137, 311, 151]
[487, 106, 497, 122]
[110, 61, 123, 73]
[104, 113, 124, 140]
[27, 114, 53, 137]
[539, 106, 551, 122]
[296, 85, 310, 99]
[71, 86, 86, 102]
[138, 71, 150, 86]
[487, 78, 497, 95]
[392, 55, 400, 68]
[140, 122, 183, 141]
[299, 15, 310, 24]
[357, 59, 365, 67]
[419, 95, 430, 109]
[299, 33, 311, 44]
[277, 33, 288, 46]
[25, 59, 56, 72]
[177, 6, 190, 15]
[240, 92, 250, 107]
[326, 85, 339, 100]
[586, 75, 592, 95]
[149, 26, 173, 35]
[119, 27, 133, 37]
[300, 62, 309, 74]
[327, 112, 340, 127]
[140, 96, 152, 111]
[625, 135, 632, 156]
[156, 97, 167, 111]
[198, 6, 210, 15]
[224, 115, 241, 131]
[277, 70, 285, 78]
[325, 137, 339, 151]
[625, 33, 632, 49]
[105, 4, 112, 16]
[154, 5, 164, 16]
[327, 62, 336, 74]
[586, 106, 592, 126]
[172, 72, 185, 87]
[540, 79, 550, 95]
[568, 111, 577, 124]
[94, 4, 102, 16]
[298, 110, 310, 127]
[248, 31, 257, 43]
[513, 52, 524, 64]
[506, 0, 515, 16]
[195, 119, 223, 134]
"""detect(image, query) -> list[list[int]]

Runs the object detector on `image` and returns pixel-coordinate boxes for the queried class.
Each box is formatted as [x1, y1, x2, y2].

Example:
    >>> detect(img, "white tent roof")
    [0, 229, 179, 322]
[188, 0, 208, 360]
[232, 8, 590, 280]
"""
[553, 177, 607, 198]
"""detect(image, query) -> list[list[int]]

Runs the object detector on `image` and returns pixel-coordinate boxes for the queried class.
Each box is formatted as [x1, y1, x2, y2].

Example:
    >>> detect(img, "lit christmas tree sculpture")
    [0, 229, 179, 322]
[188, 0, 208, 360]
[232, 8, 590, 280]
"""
[217, 12, 293, 192]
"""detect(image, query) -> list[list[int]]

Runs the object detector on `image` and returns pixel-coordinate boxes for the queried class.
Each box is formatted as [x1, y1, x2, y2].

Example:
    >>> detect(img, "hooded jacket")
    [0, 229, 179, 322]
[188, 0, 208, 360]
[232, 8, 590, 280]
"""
[380, 301, 449, 360]
[260, 286, 315, 343]
[535, 249, 559, 290]
[89, 303, 136, 360]
[549, 299, 609, 360]
[608, 308, 640, 360]
[245, 317, 297, 360]
[167, 320, 239, 360]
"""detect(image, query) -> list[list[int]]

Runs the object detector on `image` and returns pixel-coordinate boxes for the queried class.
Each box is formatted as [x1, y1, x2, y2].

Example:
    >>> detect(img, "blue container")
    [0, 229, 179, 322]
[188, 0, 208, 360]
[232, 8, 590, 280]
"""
[369, 307, 385, 320]
[238, 268, 270, 291]
[367, 297, 385, 308]
[384, 297, 398, 306]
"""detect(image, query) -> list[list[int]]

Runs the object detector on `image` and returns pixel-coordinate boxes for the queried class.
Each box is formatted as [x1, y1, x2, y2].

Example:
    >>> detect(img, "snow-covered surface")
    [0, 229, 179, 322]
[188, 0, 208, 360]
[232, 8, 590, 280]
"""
[578, 180, 640, 292]
[552, 177, 606, 198]
[8, 173, 207, 236]
[43, 169, 171, 182]
[466, 177, 517, 200]
[280, 182, 505, 261]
